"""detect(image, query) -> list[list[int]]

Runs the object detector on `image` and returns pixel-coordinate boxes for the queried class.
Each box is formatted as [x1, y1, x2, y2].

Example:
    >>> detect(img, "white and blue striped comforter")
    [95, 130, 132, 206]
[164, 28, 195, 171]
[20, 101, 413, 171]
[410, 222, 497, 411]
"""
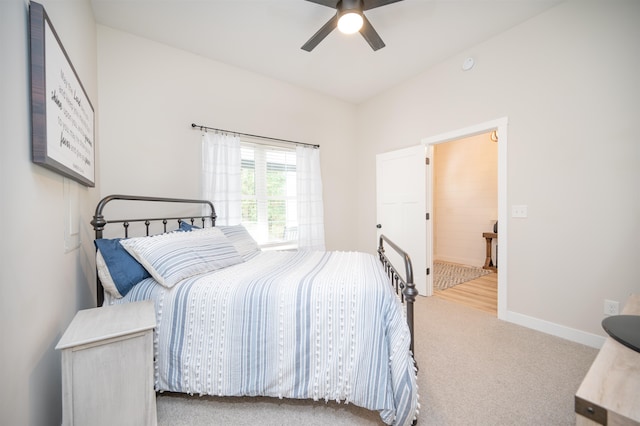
[111, 250, 419, 425]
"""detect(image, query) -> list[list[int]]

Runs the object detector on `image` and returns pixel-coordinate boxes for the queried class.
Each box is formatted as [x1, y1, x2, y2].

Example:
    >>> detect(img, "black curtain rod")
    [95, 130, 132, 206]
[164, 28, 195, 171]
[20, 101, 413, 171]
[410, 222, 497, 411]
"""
[191, 123, 320, 149]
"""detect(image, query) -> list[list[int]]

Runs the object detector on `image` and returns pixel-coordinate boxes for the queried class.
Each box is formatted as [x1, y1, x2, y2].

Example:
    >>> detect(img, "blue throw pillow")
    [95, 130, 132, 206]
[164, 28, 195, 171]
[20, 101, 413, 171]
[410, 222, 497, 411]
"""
[179, 221, 200, 231]
[94, 238, 151, 297]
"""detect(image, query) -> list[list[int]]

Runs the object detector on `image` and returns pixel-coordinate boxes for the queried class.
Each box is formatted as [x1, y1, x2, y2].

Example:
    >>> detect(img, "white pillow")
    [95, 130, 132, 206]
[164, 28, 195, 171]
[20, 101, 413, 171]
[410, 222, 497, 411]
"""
[119, 227, 244, 288]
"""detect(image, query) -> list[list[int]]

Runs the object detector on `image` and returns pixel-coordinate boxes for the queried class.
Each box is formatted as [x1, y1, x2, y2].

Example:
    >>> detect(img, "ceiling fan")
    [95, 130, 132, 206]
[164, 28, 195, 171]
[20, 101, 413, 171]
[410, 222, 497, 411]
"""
[301, 0, 403, 52]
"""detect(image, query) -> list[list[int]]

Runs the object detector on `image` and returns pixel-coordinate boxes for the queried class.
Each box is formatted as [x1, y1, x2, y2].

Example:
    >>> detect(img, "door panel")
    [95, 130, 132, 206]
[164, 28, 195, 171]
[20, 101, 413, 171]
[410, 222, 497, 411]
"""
[376, 145, 429, 296]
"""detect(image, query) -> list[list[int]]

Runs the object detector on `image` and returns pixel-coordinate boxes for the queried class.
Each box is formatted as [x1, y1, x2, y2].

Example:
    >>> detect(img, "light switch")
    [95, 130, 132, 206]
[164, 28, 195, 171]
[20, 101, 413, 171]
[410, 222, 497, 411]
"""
[64, 178, 81, 252]
[512, 205, 528, 218]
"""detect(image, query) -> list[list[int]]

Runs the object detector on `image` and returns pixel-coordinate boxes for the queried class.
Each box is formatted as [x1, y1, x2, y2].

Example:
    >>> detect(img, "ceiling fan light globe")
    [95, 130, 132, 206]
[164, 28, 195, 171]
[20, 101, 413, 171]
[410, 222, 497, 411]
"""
[338, 12, 363, 34]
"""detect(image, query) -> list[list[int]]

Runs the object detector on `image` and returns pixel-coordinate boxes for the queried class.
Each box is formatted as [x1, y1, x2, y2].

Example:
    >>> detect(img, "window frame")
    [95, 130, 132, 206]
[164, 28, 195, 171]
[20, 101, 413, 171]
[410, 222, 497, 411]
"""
[240, 140, 298, 250]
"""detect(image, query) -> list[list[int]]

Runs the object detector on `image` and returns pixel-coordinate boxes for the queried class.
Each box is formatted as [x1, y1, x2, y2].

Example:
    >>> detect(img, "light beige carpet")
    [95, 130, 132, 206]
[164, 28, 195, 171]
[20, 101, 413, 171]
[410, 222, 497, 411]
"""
[156, 296, 598, 425]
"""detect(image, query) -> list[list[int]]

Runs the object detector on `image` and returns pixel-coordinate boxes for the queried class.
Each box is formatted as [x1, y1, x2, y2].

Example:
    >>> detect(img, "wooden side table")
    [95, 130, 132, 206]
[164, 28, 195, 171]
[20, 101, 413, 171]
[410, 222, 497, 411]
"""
[56, 300, 157, 426]
[575, 294, 640, 425]
[482, 232, 497, 271]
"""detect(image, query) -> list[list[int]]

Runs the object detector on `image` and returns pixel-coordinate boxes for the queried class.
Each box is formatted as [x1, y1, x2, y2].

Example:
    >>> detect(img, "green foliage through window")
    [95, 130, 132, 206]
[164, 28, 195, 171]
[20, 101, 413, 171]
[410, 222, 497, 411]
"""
[241, 143, 297, 246]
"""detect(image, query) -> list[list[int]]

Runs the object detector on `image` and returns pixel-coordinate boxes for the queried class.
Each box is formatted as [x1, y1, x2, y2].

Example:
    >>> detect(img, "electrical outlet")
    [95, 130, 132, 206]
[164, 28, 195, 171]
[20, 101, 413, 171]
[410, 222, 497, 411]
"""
[604, 299, 619, 316]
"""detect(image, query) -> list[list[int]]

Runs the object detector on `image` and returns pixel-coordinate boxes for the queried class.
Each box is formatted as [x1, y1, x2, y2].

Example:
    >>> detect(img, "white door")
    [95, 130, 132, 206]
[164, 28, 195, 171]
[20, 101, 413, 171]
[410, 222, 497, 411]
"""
[376, 145, 430, 296]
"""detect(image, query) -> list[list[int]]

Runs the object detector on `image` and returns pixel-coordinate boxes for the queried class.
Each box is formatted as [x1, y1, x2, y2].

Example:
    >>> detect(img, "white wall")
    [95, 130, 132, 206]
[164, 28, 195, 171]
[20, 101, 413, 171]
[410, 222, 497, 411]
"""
[0, 0, 99, 424]
[2, 3, 637, 423]
[434, 132, 498, 267]
[356, 1, 640, 343]
[96, 26, 359, 251]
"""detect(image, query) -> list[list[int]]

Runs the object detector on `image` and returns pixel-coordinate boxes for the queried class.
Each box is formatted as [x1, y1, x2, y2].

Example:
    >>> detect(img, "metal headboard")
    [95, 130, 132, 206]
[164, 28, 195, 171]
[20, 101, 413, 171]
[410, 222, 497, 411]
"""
[90, 194, 216, 306]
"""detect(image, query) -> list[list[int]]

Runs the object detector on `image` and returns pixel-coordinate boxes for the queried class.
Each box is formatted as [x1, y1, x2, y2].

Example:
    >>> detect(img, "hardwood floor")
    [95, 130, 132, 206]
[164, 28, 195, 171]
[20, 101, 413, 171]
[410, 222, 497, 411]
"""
[433, 271, 498, 315]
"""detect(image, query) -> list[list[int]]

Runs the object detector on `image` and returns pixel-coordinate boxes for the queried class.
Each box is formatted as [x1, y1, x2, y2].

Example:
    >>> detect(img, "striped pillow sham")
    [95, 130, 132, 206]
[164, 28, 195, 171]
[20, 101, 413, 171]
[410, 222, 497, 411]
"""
[218, 225, 261, 261]
[179, 222, 261, 261]
[119, 227, 244, 288]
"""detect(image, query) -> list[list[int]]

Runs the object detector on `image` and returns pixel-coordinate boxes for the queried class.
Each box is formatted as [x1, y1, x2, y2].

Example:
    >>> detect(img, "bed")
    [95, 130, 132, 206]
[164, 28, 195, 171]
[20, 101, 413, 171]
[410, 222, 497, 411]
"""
[91, 194, 419, 425]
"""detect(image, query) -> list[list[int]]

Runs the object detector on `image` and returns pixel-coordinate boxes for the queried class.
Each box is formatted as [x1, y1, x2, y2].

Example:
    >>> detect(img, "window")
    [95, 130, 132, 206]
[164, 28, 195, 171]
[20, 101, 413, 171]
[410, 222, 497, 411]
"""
[241, 142, 298, 247]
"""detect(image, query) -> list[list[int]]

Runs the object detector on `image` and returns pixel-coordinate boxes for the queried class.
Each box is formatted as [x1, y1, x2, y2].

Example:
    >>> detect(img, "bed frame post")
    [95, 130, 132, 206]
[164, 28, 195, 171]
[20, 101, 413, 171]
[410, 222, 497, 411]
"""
[90, 208, 107, 307]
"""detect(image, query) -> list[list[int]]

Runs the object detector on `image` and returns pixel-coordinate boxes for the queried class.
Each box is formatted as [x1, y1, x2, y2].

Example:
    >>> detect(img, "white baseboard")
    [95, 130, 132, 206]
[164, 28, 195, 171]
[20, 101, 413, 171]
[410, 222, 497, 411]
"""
[505, 310, 605, 349]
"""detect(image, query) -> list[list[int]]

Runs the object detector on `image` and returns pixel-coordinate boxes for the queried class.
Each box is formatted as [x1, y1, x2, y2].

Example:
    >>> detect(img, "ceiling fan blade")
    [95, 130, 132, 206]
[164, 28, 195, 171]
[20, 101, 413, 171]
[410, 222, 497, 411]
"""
[301, 15, 338, 52]
[363, 0, 403, 11]
[359, 14, 385, 51]
[304, 0, 339, 8]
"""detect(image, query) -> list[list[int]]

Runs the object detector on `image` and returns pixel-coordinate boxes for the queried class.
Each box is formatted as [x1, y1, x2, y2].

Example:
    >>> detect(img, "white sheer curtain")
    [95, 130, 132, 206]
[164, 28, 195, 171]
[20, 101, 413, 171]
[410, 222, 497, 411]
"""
[296, 146, 325, 250]
[201, 132, 241, 226]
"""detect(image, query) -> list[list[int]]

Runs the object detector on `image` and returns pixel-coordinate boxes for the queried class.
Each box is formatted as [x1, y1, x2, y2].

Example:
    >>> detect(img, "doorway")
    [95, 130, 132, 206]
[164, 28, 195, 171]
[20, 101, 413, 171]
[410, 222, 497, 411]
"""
[422, 117, 508, 319]
[431, 131, 498, 314]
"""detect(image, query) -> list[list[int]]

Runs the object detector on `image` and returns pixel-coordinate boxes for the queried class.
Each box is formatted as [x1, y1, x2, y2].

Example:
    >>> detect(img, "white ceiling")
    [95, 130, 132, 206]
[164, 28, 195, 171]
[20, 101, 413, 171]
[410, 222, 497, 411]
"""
[91, 0, 562, 104]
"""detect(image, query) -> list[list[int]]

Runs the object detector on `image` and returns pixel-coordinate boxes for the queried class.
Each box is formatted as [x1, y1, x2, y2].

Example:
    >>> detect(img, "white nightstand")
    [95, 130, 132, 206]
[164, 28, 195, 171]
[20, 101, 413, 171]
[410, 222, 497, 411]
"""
[56, 300, 157, 426]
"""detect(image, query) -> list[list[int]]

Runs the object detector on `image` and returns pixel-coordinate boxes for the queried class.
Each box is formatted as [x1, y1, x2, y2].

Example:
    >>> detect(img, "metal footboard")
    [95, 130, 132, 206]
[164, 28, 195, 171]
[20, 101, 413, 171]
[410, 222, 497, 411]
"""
[378, 234, 418, 355]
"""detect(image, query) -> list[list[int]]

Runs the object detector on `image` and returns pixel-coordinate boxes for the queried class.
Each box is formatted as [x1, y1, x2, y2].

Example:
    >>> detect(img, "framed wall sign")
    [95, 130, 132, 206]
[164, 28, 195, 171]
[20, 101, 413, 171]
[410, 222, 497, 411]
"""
[30, 1, 95, 187]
